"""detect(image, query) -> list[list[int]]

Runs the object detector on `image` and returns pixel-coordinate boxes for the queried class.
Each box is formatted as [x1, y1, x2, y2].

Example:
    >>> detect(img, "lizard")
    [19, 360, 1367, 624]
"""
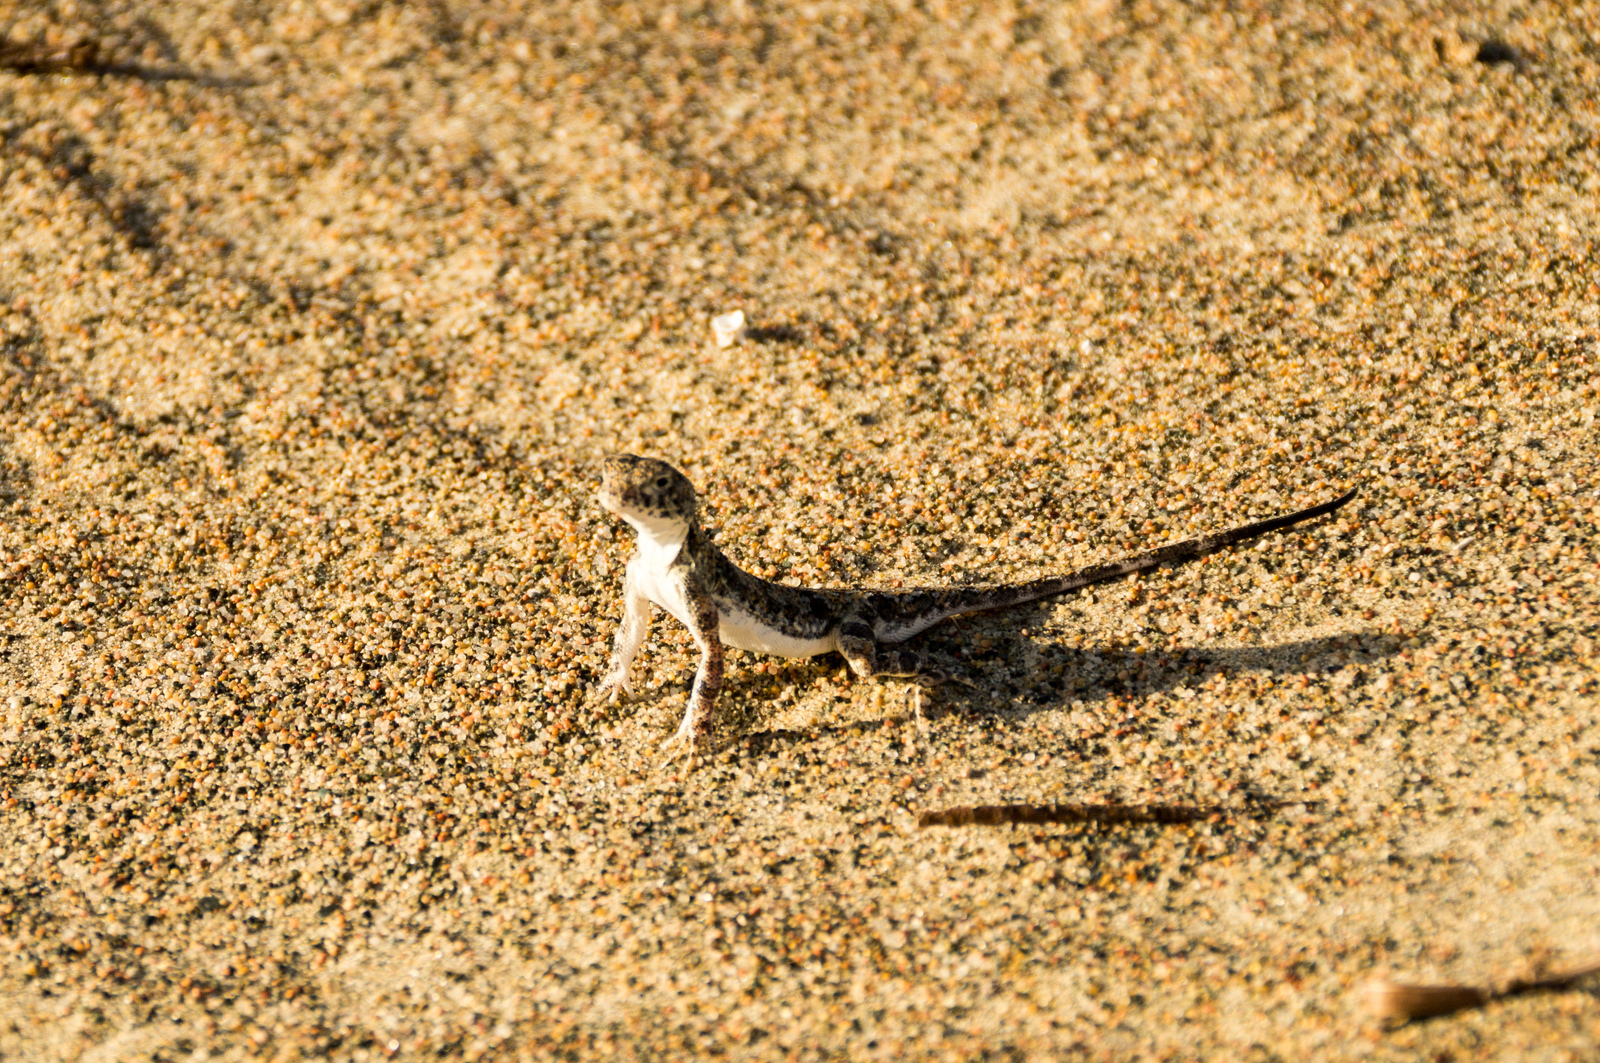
[592, 453, 1356, 761]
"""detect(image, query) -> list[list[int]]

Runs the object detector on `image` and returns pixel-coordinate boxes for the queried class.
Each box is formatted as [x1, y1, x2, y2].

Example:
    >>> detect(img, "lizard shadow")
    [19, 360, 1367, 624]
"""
[718, 627, 1405, 750]
[964, 630, 1405, 723]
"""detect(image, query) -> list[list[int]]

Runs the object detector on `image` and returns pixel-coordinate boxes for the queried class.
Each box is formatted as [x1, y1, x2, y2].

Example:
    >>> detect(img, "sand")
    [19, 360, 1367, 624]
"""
[1, 1, 1597, 1059]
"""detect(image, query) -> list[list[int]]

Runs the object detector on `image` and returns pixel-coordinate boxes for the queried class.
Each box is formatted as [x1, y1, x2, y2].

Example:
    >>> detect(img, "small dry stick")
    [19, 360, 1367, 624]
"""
[916, 799, 1306, 830]
[1366, 958, 1600, 1023]
[0, 37, 103, 74]
[0, 36, 226, 84]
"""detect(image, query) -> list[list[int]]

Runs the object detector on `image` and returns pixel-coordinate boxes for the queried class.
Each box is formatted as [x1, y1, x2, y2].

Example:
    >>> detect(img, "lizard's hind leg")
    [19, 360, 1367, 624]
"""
[836, 618, 963, 687]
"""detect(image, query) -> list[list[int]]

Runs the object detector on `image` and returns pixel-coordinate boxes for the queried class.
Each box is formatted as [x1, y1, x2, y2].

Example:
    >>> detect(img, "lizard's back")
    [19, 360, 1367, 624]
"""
[688, 531, 851, 657]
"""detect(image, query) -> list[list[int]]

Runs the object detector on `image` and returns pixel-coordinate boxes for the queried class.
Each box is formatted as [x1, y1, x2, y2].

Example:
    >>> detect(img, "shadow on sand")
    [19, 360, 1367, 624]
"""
[714, 624, 1407, 759]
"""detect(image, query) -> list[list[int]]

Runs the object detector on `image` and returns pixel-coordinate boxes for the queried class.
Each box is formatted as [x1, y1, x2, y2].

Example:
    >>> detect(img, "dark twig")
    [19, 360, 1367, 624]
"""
[916, 798, 1308, 829]
[0, 37, 104, 74]
[0, 37, 253, 86]
[1366, 958, 1600, 1023]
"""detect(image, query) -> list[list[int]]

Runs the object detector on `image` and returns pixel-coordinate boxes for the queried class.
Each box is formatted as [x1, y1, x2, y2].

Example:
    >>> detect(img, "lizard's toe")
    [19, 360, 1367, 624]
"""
[659, 724, 698, 767]
[589, 676, 632, 707]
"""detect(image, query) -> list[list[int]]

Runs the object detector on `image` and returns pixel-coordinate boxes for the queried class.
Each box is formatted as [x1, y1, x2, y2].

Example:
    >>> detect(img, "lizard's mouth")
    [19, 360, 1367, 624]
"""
[597, 488, 623, 515]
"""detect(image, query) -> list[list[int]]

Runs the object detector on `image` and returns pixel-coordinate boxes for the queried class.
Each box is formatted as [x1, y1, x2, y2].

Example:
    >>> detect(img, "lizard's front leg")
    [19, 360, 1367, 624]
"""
[836, 617, 959, 686]
[594, 565, 651, 704]
[662, 577, 724, 762]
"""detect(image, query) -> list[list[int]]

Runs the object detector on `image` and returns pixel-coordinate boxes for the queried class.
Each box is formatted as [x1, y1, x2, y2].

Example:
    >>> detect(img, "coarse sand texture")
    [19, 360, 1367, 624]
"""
[0, 3, 1597, 1061]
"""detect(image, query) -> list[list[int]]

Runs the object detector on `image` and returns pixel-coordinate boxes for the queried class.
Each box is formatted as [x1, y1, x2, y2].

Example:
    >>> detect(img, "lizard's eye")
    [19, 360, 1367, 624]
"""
[655, 476, 668, 487]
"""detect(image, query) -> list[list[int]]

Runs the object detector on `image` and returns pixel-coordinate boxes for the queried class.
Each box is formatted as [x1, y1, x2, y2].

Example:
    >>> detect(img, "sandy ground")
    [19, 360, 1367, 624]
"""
[1, 1, 1597, 1059]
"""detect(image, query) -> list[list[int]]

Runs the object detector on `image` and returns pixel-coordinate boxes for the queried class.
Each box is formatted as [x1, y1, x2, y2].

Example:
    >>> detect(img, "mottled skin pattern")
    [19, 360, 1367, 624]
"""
[594, 454, 1357, 761]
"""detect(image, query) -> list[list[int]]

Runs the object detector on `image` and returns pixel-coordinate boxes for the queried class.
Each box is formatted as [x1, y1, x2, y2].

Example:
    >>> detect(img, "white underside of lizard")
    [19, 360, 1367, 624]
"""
[624, 531, 689, 623]
[625, 520, 840, 657]
[715, 603, 840, 657]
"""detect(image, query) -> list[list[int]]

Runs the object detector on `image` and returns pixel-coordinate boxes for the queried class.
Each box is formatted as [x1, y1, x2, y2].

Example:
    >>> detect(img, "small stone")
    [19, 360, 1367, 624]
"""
[711, 310, 746, 348]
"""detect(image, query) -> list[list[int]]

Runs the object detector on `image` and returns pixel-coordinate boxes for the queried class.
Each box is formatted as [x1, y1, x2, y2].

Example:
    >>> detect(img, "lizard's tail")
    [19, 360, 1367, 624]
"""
[876, 486, 1357, 638]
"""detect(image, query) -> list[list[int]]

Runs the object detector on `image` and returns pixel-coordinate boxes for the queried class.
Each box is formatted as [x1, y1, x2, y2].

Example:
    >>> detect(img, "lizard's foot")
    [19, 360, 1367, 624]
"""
[659, 713, 700, 766]
[587, 674, 631, 708]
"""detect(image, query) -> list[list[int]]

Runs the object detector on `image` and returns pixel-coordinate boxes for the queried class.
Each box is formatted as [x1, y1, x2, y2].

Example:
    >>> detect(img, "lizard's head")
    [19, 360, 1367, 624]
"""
[598, 454, 698, 538]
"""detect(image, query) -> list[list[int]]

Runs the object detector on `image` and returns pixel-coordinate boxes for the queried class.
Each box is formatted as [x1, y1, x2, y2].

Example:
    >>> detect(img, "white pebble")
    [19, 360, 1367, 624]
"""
[711, 310, 746, 348]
